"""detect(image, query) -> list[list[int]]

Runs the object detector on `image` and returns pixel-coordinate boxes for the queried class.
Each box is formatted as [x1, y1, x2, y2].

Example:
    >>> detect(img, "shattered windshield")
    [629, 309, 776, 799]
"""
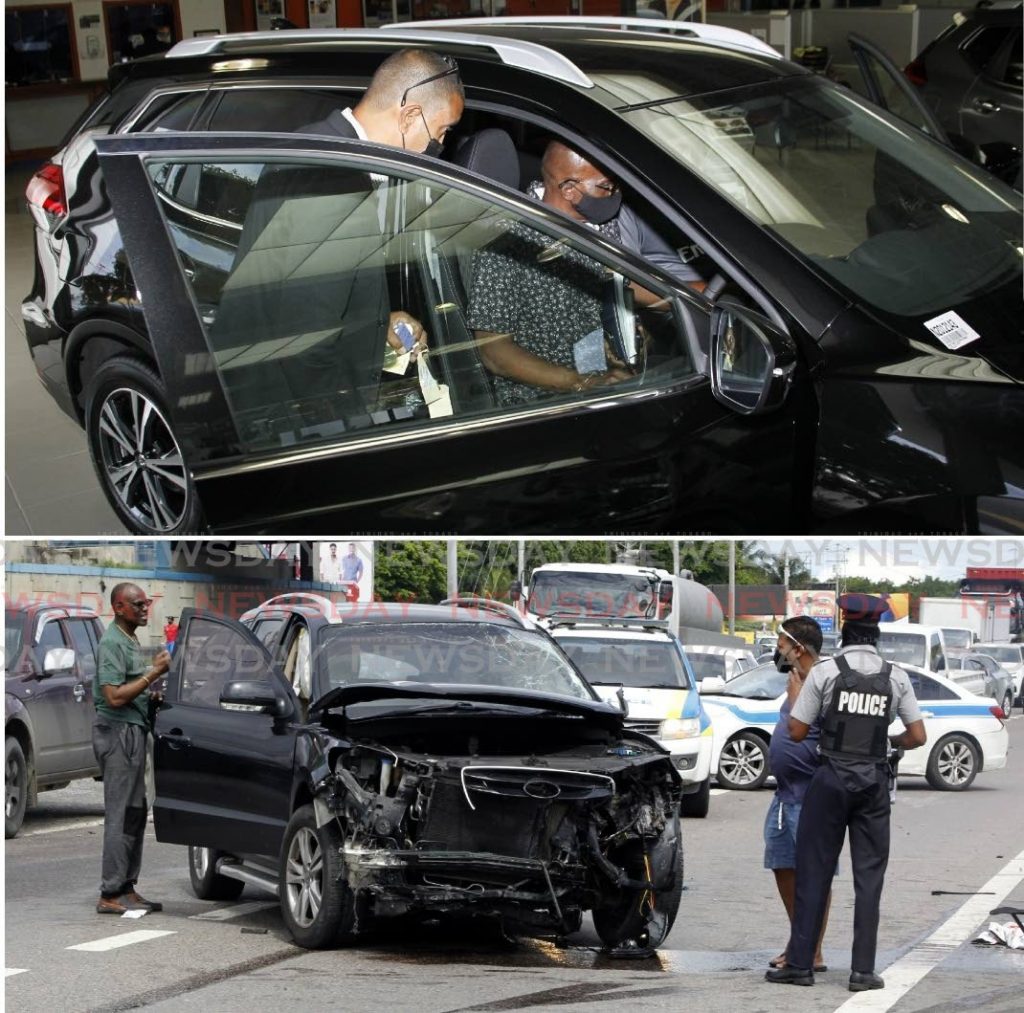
[313, 622, 593, 701]
[596, 72, 1022, 317]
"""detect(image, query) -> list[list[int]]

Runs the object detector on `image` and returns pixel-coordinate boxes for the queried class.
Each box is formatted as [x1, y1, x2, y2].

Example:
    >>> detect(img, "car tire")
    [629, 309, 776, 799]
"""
[1001, 690, 1014, 718]
[5, 737, 29, 840]
[279, 804, 358, 949]
[716, 732, 770, 790]
[592, 817, 683, 950]
[680, 777, 710, 818]
[188, 846, 245, 901]
[925, 734, 980, 791]
[84, 355, 202, 535]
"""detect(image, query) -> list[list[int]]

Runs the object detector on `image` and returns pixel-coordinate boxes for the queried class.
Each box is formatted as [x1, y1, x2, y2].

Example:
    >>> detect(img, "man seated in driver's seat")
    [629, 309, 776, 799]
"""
[466, 141, 702, 406]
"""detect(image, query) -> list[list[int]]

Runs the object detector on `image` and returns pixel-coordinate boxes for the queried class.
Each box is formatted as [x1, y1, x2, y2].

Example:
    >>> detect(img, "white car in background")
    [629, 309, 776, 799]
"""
[552, 619, 715, 818]
[684, 645, 758, 685]
[700, 662, 1009, 792]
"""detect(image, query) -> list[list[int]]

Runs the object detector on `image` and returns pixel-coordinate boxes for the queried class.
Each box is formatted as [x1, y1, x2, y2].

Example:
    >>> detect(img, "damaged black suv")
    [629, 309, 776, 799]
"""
[154, 595, 683, 950]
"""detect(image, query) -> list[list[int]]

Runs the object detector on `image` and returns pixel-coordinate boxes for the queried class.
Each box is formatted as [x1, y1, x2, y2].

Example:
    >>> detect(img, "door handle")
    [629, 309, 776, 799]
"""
[161, 729, 191, 750]
[73, 683, 86, 703]
[973, 98, 1000, 114]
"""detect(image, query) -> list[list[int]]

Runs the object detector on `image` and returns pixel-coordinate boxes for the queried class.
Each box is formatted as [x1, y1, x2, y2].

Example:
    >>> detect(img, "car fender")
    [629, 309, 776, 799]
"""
[64, 317, 156, 415]
[4, 699, 37, 797]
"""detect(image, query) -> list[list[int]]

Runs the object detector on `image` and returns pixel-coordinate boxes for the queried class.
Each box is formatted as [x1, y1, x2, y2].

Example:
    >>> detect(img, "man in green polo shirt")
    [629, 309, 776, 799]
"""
[93, 582, 170, 915]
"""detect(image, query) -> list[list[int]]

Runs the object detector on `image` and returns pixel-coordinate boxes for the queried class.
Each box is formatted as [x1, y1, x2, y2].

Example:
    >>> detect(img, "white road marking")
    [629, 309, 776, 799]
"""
[190, 901, 278, 922]
[17, 818, 105, 838]
[835, 847, 1024, 1013]
[5, 968, 29, 977]
[709, 789, 730, 796]
[67, 929, 176, 952]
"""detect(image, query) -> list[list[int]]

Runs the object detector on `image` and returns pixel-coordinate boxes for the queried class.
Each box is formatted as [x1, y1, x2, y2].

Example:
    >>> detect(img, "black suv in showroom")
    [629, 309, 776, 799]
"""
[153, 595, 683, 950]
[22, 21, 1023, 535]
[5, 600, 105, 837]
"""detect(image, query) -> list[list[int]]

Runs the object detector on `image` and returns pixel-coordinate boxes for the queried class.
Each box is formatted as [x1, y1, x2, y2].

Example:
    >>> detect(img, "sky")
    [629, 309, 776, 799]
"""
[756, 538, 1024, 584]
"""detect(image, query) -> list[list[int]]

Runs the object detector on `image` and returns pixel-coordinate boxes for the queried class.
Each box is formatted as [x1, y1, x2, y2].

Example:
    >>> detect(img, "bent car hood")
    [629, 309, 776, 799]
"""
[312, 681, 624, 729]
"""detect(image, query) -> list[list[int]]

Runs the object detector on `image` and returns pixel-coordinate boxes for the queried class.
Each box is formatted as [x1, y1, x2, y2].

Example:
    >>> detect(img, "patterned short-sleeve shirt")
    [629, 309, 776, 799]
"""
[466, 221, 608, 406]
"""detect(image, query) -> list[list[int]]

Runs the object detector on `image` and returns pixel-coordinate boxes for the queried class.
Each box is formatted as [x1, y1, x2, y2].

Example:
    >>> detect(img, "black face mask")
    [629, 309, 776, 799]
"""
[773, 649, 793, 674]
[419, 111, 444, 159]
[575, 189, 623, 225]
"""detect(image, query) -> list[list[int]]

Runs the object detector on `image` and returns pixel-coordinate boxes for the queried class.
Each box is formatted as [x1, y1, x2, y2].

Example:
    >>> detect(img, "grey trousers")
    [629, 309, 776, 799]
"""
[93, 720, 149, 897]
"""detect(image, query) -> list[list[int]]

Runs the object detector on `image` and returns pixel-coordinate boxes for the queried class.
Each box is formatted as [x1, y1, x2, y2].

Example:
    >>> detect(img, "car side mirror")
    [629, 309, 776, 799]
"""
[43, 647, 76, 675]
[710, 302, 797, 414]
[220, 680, 291, 717]
[699, 676, 726, 694]
[616, 685, 629, 718]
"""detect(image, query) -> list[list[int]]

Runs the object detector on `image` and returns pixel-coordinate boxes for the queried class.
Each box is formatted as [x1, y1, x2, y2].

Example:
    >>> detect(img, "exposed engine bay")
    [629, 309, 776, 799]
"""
[308, 705, 684, 946]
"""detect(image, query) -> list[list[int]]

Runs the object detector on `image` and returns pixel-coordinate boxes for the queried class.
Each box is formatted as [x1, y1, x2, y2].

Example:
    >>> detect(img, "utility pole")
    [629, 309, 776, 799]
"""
[447, 539, 458, 600]
[728, 540, 736, 636]
[672, 539, 680, 576]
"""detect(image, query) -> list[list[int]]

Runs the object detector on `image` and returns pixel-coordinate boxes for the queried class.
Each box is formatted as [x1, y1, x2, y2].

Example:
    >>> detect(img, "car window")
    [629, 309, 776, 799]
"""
[133, 91, 206, 133]
[993, 30, 1023, 88]
[908, 672, 958, 701]
[178, 617, 271, 708]
[707, 663, 786, 699]
[557, 637, 690, 689]
[146, 155, 699, 456]
[877, 632, 926, 668]
[685, 652, 726, 682]
[251, 618, 286, 651]
[961, 26, 1009, 74]
[65, 619, 98, 681]
[35, 619, 66, 668]
[315, 622, 593, 701]
[205, 87, 361, 132]
[603, 73, 1021, 318]
[930, 638, 946, 672]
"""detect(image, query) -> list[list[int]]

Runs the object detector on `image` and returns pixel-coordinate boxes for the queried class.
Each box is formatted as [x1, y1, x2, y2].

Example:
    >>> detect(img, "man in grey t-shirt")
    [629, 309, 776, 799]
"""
[766, 594, 926, 994]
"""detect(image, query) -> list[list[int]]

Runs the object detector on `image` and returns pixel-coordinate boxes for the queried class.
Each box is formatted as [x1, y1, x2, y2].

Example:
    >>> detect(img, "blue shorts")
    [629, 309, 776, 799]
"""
[763, 795, 802, 869]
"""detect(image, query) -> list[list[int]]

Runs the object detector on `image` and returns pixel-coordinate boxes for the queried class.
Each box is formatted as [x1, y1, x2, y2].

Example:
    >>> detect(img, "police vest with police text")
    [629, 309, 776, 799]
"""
[820, 654, 893, 760]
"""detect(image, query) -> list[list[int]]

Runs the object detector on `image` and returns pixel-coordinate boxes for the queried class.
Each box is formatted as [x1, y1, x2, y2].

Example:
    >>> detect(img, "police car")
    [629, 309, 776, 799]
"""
[550, 618, 714, 818]
[700, 661, 1009, 792]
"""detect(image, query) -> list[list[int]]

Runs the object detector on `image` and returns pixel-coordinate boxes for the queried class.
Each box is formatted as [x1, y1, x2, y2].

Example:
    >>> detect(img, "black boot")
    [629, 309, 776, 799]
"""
[849, 971, 885, 991]
[765, 966, 814, 986]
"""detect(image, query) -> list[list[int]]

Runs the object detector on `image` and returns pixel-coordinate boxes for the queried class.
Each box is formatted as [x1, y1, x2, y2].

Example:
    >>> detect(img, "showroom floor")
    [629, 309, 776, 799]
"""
[5, 167, 125, 534]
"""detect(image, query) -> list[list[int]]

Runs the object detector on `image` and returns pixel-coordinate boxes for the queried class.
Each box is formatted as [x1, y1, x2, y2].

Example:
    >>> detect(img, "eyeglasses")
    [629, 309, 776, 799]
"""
[400, 55, 460, 108]
[777, 626, 804, 651]
[123, 598, 153, 611]
[557, 178, 619, 198]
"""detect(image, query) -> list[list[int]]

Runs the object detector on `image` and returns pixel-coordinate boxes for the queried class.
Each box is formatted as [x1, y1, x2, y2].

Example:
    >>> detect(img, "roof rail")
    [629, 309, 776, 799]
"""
[167, 28, 593, 88]
[439, 596, 532, 628]
[397, 16, 782, 60]
[253, 592, 339, 616]
[546, 615, 670, 632]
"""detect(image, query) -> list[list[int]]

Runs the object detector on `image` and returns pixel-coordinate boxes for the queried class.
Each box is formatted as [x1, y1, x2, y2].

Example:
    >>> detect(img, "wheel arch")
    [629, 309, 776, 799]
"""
[64, 319, 156, 419]
[934, 728, 984, 770]
[4, 717, 37, 802]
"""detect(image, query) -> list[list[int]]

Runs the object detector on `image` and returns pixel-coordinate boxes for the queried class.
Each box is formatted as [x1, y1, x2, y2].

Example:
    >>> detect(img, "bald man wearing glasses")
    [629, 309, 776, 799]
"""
[764, 615, 831, 973]
[92, 582, 170, 915]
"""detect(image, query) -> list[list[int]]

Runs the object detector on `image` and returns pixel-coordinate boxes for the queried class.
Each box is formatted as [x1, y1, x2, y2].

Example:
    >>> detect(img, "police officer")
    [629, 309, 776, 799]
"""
[765, 593, 926, 992]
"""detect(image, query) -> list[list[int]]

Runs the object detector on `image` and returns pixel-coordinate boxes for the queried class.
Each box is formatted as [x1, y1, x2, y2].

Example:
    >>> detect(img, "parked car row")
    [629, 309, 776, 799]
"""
[22, 19, 1022, 535]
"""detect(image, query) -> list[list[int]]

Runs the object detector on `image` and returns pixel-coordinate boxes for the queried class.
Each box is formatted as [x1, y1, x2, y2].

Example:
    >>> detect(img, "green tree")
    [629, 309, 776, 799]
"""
[374, 541, 448, 603]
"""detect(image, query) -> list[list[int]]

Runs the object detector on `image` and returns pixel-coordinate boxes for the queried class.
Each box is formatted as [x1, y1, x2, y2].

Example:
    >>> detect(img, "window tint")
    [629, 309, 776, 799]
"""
[997, 31, 1023, 88]
[252, 618, 286, 651]
[148, 156, 698, 455]
[134, 91, 205, 133]
[66, 619, 98, 681]
[961, 26, 1008, 74]
[179, 618, 270, 708]
[35, 619, 66, 667]
[206, 88, 361, 133]
[909, 672, 958, 701]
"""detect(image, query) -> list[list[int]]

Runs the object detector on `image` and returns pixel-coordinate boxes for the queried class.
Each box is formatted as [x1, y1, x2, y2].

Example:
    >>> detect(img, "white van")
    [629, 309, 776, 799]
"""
[876, 622, 948, 674]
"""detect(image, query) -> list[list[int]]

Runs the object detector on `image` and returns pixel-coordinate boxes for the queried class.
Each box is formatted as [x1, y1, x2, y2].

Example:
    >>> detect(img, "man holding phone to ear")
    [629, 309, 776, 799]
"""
[92, 582, 170, 915]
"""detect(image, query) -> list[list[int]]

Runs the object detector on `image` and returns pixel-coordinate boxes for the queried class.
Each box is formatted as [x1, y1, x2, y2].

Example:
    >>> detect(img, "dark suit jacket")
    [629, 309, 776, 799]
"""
[210, 109, 391, 444]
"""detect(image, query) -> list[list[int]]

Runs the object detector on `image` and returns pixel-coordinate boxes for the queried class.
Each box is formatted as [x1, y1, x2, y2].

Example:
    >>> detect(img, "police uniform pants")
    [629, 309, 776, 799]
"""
[787, 759, 890, 973]
[93, 721, 149, 897]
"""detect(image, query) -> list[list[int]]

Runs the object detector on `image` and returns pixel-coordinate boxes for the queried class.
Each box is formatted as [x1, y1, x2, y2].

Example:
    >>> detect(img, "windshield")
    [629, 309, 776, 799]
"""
[941, 629, 974, 650]
[557, 636, 692, 689]
[975, 646, 1022, 664]
[706, 663, 787, 700]
[312, 622, 593, 701]
[876, 632, 926, 668]
[4, 611, 22, 668]
[528, 571, 659, 619]
[685, 652, 726, 682]
[597, 73, 1022, 317]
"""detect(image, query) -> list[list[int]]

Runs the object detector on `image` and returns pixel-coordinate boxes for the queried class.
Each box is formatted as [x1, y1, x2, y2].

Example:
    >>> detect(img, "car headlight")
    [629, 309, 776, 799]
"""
[659, 717, 701, 740]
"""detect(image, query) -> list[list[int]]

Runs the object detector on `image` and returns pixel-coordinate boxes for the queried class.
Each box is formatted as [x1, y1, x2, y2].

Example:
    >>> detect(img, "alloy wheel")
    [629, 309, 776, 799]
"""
[937, 740, 975, 787]
[719, 738, 766, 787]
[192, 846, 211, 880]
[284, 827, 324, 928]
[96, 387, 188, 532]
